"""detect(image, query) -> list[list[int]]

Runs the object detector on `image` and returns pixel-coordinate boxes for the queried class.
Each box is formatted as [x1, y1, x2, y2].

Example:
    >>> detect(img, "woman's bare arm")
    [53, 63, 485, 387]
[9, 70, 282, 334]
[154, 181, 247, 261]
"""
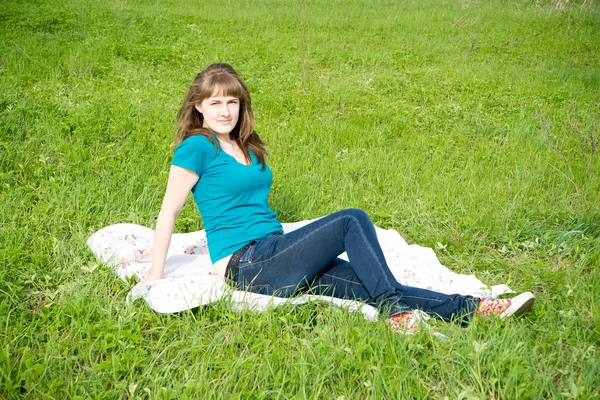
[144, 165, 199, 282]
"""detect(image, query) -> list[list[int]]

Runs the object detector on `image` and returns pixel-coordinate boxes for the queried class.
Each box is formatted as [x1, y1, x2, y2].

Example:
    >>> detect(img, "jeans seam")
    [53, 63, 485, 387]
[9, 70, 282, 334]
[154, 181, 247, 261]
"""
[247, 214, 350, 266]
[238, 259, 254, 272]
[250, 284, 275, 291]
[322, 273, 362, 285]
[347, 214, 386, 285]
[402, 295, 446, 304]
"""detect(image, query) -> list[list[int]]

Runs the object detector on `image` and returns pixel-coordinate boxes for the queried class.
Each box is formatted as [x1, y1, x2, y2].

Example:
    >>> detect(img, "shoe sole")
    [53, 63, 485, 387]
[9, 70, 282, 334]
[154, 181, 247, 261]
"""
[500, 292, 535, 318]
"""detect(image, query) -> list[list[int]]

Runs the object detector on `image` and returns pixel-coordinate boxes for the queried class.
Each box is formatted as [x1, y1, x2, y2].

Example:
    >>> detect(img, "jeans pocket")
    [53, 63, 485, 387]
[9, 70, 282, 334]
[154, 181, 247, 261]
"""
[237, 260, 277, 296]
[240, 243, 256, 264]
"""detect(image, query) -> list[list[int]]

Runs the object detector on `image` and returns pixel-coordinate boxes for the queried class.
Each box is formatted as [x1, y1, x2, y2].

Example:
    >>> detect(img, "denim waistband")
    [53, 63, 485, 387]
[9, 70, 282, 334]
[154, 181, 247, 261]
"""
[225, 240, 256, 284]
[225, 232, 283, 284]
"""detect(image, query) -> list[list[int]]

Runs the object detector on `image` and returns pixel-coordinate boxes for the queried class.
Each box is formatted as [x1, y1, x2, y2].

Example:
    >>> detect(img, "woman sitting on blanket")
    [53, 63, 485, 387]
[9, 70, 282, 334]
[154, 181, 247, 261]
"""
[144, 63, 535, 334]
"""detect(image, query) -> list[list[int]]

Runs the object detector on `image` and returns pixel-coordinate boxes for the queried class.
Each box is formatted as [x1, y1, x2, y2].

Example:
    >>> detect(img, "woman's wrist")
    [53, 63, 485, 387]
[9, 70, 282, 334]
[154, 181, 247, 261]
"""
[143, 270, 163, 282]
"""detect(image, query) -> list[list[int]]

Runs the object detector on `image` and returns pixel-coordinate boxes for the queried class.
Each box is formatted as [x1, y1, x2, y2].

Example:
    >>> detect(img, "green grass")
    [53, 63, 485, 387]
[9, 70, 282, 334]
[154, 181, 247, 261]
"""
[1, 0, 599, 398]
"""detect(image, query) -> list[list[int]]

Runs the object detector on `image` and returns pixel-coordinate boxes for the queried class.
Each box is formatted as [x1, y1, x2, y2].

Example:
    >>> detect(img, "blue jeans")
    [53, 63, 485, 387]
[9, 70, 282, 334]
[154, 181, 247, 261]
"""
[231, 208, 479, 322]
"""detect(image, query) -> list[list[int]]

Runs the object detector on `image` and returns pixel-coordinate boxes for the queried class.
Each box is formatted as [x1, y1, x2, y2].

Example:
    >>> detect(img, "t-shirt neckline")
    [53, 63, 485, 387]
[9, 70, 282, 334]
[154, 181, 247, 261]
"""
[212, 133, 253, 167]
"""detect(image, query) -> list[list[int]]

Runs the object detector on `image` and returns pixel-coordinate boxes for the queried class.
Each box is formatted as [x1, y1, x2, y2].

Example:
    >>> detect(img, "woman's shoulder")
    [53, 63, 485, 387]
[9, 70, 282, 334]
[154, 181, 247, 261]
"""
[180, 134, 215, 147]
[172, 134, 219, 173]
[176, 134, 217, 153]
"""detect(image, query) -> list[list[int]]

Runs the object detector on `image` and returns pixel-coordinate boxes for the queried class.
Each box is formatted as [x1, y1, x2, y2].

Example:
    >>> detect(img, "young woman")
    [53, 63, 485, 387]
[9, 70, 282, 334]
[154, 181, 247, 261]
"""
[145, 63, 535, 334]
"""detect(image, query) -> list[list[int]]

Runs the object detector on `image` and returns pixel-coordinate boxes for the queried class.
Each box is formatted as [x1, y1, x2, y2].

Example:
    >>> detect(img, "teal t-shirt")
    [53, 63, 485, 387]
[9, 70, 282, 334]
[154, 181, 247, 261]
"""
[171, 134, 283, 263]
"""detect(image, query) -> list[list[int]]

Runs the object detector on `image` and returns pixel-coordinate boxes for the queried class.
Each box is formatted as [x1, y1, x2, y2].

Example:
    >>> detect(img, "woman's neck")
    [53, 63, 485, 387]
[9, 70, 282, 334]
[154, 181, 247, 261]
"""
[212, 132, 235, 146]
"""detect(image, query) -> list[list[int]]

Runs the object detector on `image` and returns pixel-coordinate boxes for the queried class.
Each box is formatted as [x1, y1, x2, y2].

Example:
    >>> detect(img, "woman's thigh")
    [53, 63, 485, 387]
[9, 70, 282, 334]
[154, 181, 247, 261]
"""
[236, 208, 392, 297]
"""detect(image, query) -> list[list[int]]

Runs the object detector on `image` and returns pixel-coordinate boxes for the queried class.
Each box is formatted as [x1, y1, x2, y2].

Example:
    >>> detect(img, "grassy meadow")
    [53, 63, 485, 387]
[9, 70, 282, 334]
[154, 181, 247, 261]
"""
[1, 0, 599, 398]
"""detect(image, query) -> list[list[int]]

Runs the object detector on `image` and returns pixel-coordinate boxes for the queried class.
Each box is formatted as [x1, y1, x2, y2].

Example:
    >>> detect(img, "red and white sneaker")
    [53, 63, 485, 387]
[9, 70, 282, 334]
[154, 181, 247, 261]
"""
[386, 310, 447, 339]
[477, 292, 535, 318]
[387, 311, 422, 334]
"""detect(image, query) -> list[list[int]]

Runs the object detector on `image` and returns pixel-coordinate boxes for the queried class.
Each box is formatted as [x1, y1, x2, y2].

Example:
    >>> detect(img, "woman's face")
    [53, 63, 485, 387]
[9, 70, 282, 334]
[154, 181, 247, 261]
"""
[196, 90, 240, 136]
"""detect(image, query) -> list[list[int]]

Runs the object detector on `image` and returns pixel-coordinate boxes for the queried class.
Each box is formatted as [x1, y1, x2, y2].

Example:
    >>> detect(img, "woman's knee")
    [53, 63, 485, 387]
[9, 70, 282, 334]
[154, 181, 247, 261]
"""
[338, 208, 372, 226]
[337, 208, 369, 219]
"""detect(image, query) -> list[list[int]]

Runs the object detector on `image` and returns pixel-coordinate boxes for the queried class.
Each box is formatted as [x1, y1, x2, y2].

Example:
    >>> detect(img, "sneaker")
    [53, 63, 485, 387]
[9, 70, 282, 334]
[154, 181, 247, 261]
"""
[477, 292, 535, 319]
[386, 311, 421, 335]
[386, 310, 447, 339]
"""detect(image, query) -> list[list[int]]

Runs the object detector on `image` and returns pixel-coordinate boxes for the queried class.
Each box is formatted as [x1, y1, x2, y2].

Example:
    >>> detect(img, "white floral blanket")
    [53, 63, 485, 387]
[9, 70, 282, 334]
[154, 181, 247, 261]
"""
[87, 219, 513, 320]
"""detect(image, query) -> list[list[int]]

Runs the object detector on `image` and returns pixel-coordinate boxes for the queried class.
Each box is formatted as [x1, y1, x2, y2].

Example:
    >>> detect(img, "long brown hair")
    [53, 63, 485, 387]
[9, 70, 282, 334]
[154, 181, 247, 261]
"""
[175, 63, 268, 167]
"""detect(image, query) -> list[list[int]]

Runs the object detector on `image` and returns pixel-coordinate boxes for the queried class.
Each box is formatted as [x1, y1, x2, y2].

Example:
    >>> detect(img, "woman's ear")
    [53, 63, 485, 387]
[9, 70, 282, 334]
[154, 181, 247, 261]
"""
[194, 104, 202, 114]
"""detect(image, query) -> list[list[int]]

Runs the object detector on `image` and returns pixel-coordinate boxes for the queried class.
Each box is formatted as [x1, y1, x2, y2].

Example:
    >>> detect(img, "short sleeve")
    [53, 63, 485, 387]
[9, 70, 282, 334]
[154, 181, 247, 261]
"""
[171, 135, 215, 178]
